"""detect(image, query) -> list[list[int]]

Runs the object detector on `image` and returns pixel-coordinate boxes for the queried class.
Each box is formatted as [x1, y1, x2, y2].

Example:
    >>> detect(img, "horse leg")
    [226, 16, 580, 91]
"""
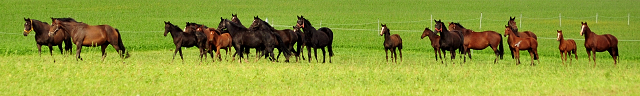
[586, 49, 592, 63]
[57, 44, 64, 55]
[441, 49, 446, 64]
[307, 46, 312, 63]
[48, 44, 54, 56]
[172, 46, 180, 62]
[392, 48, 398, 63]
[385, 48, 389, 62]
[433, 48, 438, 61]
[592, 50, 597, 67]
[399, 48, 402, 62]
[321, 48, 326, 63]
[608, 49, 617, 66]
[529, 50, 535, 66]
[178, 47, 184, 61]
[37, 44, 42, 57]
[314, 48, 319, 63]
[216, 47, 222, 62]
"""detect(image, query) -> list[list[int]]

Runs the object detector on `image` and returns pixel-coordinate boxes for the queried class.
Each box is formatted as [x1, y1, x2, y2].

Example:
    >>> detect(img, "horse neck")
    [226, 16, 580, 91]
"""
[584, 30, 597, 40]
[383, 32, 391, 40]
[302, 22, 318, 32]
[60, 22, 83, 36]
[507, 31, 519, 41]
[428, 32, 439, 42]
[32, 20, 49, 36]
[169, 27, 183, 39]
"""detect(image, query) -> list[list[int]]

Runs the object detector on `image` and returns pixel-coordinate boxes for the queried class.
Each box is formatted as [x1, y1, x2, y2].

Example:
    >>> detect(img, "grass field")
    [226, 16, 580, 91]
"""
[1, 0, 640, 95]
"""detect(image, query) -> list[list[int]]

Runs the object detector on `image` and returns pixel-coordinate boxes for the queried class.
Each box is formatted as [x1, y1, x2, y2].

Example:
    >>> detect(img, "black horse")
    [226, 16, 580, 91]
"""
[163, 21, 208, 62]
[249, 16, 294, 62]
[217, 18, 282, 62]
[296, 16, 334, 63]
[433, 20, 466, 64]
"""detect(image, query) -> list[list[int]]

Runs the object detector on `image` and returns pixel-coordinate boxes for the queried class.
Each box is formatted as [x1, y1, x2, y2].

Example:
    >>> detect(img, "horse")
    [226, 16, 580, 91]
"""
[296, 16, 334, 63]
[23, 18, 72, 57]
[217, 18, 281, 62]
[448, 22, 504, 63]
[421, 27, 442, 61]
[162, 21, 207, 62]
[556, 30, 577, 66]
[185, 23, 234, 62]
[292, 26, 306, 61]
[48, 18, 129, 61]
[249, 16, 295, 62]
[433, 20, 465, 64]
[580, 22, 619, 67]
[507, 17, 538, 59]
[379, 24, 402, 63]
[504, 25, 539, 65]
[231, 14, 245, 28]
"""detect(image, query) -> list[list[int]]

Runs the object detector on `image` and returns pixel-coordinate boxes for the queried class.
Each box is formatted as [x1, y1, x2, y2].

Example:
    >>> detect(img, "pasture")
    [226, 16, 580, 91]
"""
[1, 0, 640, 95]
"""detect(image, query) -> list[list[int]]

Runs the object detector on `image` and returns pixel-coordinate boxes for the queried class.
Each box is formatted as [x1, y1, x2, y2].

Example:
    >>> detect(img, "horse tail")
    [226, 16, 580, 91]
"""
[319, 27, 334, 56]
[498, 33, 504, 59]
[114, 28, 130, 58]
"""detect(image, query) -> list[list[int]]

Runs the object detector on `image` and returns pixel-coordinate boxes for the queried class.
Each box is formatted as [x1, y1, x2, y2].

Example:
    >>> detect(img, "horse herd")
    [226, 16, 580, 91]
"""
[22, 15, 619, 67]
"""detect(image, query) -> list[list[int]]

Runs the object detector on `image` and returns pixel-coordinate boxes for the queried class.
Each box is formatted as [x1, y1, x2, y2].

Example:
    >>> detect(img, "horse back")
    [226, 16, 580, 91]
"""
[522, 31, 537, 39]
[603, 34, 618, 47]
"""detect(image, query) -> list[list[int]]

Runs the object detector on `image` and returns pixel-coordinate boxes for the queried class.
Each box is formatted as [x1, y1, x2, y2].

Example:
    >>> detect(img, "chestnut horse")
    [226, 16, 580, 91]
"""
[448, 22, 504, 63]
[421, 27, 442, 61]
[507, 17, 538, 59]
[296, 16, 334, 63]
[48, 18, 129, 60]
[163, 21, 207, 62]
[580, 22, 619, 67]
[23, 18, 72, 57]
[556, 30, 577, 66]
[433, 20, 466, 64]
[504, 26, 539, 65]
[379, 24, 402, 62]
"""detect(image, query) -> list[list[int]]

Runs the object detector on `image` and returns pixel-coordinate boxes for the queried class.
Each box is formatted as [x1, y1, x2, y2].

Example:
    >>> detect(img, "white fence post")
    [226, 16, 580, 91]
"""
[628, 13, 630, 25]
[520, 14, 522, 28]
[479, 13, 483, 29]
[559, 13, 562, 27]
[596, 13, 598, 23]
[430, 15, 433, 27]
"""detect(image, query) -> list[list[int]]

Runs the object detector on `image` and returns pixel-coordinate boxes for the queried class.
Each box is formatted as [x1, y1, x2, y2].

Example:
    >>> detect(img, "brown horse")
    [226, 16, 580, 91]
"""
[197, 25, 233, 62]
[296, 16, 334, 63]
[48, 18, 129, 60]
[379, 24, 402, 62]
[23, 18, 72, 57]
[504, 25, 539, 65]
[448, 22, 504, 63]
[556, 30, 577, 66]
[507, 17, 538, 59]
[580, 22, 619, 67]
[164, 21, 207, 62]
[421, 27, 442, 61]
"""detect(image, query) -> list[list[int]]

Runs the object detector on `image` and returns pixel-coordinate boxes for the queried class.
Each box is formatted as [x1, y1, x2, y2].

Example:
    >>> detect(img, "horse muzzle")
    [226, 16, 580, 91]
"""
[23, 32, 28, 36]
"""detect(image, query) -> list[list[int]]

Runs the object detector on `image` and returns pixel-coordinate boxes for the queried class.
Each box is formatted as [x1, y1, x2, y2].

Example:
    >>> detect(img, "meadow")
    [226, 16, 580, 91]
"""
[1, 0, 639, 95]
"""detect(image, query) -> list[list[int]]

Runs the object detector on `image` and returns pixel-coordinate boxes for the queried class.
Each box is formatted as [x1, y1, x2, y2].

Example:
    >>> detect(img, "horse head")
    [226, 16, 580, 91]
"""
[296, 16, 306, 28]
[580, 22, 590, 36]
[421, 27, 434, 39]
[433, 19, 445, 33]
[164, 21, 180, 37]
[379, 24, 389, 36]
[508, 17, 518, 32]
[48, 18, 63, 37]
[184, 22, 199, 33]
[504, 25, 514, 37]
[292, 26, 301, 33]
[23, 18, 33, 36]
[557, 30, 563, 41]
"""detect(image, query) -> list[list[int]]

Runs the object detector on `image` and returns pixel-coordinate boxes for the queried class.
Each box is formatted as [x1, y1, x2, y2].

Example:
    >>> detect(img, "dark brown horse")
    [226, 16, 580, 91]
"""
[507, 17, 538, 59]
[250, 16, 295, 62]
[23, 18, 72, 57]
[296, 16, 334, 63]
[379, 24, 402, 62]
[48, 18, 129, 60]
[556, 30, 577, 66]
[433, 20, 466, 64]
[163, 21, 207, 62]
[580, 22, 619, 67]
[218, 18, 282, 62]
[448, 22, 504, 63]
[421, 27, 442, 61]
[292, 26, 306, 61]
[504, 25, 539, 65]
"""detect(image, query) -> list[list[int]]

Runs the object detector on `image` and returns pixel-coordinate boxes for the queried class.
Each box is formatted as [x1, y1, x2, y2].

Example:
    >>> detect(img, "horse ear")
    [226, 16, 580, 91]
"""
[221, 17, 224, 20]
[584, 22, 587, 25]
[505, 25, 509, 28]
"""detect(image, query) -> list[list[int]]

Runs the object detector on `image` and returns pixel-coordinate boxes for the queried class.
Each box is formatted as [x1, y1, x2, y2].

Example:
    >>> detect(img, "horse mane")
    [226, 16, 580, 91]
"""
[169, 23, 183, 32]
[453, 22, 465, 29]
[52, 18, 77, 22]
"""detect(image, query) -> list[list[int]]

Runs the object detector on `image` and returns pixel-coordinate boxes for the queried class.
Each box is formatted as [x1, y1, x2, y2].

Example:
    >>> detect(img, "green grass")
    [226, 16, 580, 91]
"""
[1, 0, 640, 95]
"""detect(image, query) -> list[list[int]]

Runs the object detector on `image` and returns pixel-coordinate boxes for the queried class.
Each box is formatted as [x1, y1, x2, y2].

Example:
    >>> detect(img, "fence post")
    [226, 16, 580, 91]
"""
[629, 13, 630, 25]
[559, 13, 562, 27]
[430, 15, 433, 27]
[520, 14, 522, 28]
[479, 13, 483, 29]
[596, 13, 598, 23]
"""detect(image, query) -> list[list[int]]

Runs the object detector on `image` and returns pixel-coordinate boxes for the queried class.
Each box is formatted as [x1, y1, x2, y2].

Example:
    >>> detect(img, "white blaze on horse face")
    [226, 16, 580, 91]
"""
[580, 25, 585, 36]
[379, 27, 386, 36]
[557, 33, 561, 41]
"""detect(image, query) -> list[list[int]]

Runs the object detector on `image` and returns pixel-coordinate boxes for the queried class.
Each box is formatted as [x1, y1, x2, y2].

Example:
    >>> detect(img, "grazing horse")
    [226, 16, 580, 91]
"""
[507, 17, 538, 59]
[296, 16, 334, 63]
[218, 18, 281, 62]
[421, 27, 442, 61]
[556, 30, 577, 66]
[249, 16, 295, 62]
[448, 22, 504, 63]
[580, 22, 619, 67]
[48, 18, 129, 60]
[163, 21, 207, 61]
[23, 18, 72, 57]
[433, 20, 465, 64]
[504, 26, 539, 65]
[292, 26, 306, 61]
[379, 24, 402, 62]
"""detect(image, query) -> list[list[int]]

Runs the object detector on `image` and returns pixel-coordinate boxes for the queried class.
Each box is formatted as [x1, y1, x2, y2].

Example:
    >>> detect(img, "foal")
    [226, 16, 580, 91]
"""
[379, 24, 402, 62]
[556, 30, 577, 66]
[421, 27, 442, 61]
[504, 26, 539, 65]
